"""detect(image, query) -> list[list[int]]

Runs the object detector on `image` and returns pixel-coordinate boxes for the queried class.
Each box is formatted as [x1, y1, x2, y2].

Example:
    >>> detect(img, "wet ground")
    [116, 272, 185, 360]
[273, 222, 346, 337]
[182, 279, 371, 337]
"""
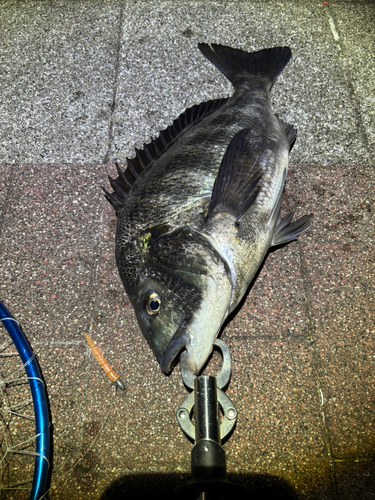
[0, 1, 374, 499]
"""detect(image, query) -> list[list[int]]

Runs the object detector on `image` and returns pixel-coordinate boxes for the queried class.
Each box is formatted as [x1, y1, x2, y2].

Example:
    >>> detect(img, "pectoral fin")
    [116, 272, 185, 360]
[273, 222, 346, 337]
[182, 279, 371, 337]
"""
[206, 128, 263, 222]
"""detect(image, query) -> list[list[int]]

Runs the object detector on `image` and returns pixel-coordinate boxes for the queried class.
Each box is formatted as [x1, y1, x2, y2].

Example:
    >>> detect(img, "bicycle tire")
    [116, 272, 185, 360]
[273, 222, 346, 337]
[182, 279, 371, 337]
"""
[0, 301, 50, 500]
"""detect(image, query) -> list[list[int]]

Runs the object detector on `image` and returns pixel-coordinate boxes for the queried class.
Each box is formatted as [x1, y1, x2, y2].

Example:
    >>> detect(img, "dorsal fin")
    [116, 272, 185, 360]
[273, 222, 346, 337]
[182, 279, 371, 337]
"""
[104, 97, 228, 214]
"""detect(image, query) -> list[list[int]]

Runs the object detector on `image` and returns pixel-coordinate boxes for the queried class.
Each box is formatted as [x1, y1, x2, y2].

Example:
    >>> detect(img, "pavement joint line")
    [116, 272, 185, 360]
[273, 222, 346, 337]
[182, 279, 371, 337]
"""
[296, 239, 339, 498]
[103, 1, 126, 165]
[86, 206, 105, 338]
[324, 4, 371, 164]
[326, 12, 340, 43]
[34, 341, 84, 346]
[333, 457, 375, 463]
[0, 165, 15, 241]
[79, 204, 108, 455]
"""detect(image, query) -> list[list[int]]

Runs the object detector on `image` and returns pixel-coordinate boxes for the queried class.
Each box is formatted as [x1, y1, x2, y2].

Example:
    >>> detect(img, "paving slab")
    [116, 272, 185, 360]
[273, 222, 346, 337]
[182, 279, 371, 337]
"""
[0, 163, 105, 344]
[293, 163, 375, 460]
[0, 1, 374, 500]
[225, 336, 334, 498]
[0, 0, 121, 164]
[112, 0, 372, 167]
[328, 1, 375, 161]
[35, 344, 88, 492]
[334, 460, 375, 500]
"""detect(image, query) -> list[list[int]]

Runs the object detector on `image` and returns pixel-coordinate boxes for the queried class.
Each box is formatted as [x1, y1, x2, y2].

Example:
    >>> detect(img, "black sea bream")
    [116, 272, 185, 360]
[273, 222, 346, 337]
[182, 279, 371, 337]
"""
[105, 43, 313, 375]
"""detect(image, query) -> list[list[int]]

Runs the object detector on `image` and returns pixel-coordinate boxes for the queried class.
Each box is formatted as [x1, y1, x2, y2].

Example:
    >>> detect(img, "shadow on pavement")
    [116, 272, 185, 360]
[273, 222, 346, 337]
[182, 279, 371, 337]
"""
[100, 472, 299, 500]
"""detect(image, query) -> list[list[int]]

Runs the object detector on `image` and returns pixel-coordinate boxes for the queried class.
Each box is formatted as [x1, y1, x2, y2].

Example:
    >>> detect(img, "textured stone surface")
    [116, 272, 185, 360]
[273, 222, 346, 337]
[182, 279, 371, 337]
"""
[0, 1, 121, 164]
[0, 1, 374, 499]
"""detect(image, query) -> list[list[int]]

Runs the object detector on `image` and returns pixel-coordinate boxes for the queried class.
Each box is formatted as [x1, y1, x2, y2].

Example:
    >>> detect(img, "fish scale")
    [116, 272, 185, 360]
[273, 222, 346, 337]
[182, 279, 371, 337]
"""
[105, 43, 313, 375]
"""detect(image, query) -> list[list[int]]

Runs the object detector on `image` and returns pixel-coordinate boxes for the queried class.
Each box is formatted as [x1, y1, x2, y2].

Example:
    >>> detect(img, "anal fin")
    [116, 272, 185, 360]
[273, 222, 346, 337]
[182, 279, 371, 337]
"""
[271, 212, 313, 247]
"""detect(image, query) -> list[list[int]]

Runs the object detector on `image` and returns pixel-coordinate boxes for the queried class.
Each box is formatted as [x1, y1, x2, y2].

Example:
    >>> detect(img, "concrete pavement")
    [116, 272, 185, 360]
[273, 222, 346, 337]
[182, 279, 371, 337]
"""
[0, 1, 374, 499]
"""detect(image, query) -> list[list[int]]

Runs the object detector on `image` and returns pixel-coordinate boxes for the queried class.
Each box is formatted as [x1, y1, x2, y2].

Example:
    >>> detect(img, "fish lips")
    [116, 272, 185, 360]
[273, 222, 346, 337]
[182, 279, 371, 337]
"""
[160, 320, 191, 374]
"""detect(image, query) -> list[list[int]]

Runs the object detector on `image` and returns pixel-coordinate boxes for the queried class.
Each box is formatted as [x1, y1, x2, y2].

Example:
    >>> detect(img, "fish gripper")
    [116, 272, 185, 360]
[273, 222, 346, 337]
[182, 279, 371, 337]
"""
[175, 339, 245, 499]
[176, 339, 237, 443]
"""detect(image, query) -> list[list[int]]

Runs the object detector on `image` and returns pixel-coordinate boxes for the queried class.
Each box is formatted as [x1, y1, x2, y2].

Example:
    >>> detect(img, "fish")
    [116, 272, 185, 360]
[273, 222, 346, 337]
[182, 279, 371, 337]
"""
[104, 43, 313, 375]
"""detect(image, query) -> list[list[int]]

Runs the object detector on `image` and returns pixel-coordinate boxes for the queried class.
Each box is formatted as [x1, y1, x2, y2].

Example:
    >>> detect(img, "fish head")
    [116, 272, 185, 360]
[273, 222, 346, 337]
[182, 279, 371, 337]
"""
[116, 227, 232, 375]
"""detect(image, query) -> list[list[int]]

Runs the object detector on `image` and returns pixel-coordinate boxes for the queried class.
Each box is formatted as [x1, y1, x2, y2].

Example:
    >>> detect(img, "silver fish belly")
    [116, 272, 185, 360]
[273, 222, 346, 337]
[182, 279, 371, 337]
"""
[104, 43, 313, 375]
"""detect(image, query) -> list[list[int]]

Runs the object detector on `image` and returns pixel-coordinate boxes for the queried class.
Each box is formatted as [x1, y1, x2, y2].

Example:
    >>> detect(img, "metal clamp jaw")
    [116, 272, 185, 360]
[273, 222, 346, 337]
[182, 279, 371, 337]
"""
[174, 339, 246, 498]
[176, 339, 237, 443]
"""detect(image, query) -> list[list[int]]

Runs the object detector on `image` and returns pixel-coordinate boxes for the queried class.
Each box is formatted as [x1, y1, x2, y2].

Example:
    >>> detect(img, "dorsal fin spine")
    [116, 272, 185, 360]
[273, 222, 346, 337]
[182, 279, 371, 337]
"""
[124, 167, 136, 185]
[102, 187, 123, 214]
[109, 176, 128, 199]
[153, 139, 162, 155]
[105, 96, 229, 213]
[116, 163, 132, 189]
[137, 150, 148, 169]
[125, 159, 140, 179]
[144, 145, 153, 161]
[160, 132, 168, 147]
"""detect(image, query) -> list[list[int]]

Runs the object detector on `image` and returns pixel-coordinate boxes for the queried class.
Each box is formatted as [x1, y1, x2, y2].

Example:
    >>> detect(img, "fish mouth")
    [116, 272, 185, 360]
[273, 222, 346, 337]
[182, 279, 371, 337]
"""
[159, 229, 233, 375]
[160, 320, 217, 376]
[160, 260, 233, 375]
[160, 321, 192, 374]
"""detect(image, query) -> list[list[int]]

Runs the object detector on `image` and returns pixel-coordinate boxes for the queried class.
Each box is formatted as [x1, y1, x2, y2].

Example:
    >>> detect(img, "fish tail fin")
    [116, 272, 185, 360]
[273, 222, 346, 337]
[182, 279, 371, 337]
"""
[198, 43, 291, 89]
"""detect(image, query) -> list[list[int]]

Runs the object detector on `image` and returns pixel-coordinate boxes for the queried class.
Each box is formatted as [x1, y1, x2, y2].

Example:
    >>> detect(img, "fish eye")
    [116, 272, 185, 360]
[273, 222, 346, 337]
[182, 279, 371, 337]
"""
[144, 292, 162, 316]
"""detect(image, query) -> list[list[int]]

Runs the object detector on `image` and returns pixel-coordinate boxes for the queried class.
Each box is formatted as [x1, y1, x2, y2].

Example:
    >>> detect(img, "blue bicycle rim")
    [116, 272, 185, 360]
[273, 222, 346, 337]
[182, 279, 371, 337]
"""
[0, 301, 50, 500]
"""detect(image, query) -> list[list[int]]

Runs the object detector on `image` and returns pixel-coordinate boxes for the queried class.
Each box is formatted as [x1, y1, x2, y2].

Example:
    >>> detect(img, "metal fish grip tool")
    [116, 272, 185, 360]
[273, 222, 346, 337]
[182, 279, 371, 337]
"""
[174, 339, 246, 500]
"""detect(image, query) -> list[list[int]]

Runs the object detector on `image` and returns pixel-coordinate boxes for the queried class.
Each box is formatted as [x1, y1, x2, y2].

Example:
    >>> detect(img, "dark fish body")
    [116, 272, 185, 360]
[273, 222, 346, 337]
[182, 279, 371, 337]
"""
[105, 44, 313, 374]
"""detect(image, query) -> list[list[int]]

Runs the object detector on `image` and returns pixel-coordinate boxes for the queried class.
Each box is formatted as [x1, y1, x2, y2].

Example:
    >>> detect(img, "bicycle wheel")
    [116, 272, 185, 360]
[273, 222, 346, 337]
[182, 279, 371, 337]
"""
[0, 301, 50, 500]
